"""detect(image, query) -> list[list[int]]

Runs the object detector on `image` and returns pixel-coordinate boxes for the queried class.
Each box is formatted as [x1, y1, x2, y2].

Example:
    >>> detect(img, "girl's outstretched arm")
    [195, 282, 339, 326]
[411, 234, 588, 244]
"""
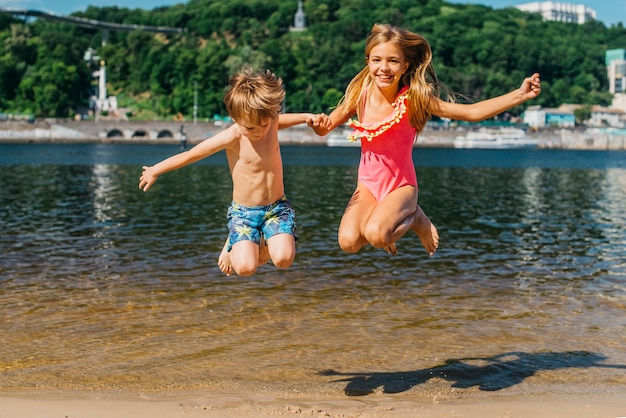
[429, 73, 541, 122]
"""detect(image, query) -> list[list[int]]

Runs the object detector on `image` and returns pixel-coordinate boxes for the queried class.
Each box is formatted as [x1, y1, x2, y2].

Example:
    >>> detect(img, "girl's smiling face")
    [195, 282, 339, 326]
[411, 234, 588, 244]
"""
[367, 41, 409, 91]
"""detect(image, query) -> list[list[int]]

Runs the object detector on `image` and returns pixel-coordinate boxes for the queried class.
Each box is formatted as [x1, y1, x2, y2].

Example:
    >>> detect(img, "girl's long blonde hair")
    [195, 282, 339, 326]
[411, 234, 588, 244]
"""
[339, 24, 441, 134]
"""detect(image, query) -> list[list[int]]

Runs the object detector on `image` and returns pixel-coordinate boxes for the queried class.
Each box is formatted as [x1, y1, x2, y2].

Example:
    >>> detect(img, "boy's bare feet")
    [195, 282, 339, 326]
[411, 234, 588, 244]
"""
[218, 237, 270, 276]
[258, 236, 270, 266]
[411, 205, 439, 256]
[218, 240, 233, 276]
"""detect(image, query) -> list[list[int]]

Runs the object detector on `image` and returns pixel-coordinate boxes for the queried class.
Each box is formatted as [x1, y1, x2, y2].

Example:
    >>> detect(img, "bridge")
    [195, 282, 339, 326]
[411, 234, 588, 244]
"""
[55, 120, 220, 142]
[0, 8, 184, 35]
[0, 120, 323, 144]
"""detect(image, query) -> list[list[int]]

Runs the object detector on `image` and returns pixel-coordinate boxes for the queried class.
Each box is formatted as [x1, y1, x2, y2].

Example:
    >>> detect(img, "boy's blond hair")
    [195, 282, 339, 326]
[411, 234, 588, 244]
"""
[224, 67, 285, 126]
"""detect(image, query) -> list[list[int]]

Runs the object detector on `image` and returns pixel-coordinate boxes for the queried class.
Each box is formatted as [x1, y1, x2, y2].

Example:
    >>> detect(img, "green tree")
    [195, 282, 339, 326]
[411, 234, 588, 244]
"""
[1, 0, 625, 119]
[574, 104, 592, 125]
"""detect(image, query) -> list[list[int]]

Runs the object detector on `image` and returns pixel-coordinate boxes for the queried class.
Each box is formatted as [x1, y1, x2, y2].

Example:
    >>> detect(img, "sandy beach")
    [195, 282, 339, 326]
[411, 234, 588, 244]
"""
[2, 389, 626, 418]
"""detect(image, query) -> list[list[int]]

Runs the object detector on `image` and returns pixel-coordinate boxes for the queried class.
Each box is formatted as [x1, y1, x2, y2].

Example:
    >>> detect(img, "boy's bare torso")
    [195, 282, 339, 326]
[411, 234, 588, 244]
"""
[226, 118, 285, 207]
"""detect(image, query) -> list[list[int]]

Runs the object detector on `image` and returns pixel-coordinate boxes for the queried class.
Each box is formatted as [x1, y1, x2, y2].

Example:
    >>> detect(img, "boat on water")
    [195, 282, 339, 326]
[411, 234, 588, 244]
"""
[453, 128, 540, 149]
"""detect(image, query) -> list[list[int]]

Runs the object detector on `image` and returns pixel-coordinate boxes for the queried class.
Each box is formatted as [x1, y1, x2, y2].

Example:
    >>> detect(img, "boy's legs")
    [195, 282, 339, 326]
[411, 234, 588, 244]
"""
[223, 201, 267, 277]
[221, 196, 294, 276]
[261, 196, 297, 268]
[218, 236, 269, 276]
[218, 239, 233, 276]
[229, 240, 260, 277]
[266, 233, 295, 269]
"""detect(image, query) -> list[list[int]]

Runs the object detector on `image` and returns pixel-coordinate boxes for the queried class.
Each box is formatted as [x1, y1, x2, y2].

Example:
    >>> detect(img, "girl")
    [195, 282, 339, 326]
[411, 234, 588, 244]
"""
[312, 23, 541, 256]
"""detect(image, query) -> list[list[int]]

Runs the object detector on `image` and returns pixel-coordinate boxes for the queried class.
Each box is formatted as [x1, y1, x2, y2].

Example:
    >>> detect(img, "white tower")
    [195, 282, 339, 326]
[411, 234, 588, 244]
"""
[290, 1, 306, 32]
[98, 61, 107, 100]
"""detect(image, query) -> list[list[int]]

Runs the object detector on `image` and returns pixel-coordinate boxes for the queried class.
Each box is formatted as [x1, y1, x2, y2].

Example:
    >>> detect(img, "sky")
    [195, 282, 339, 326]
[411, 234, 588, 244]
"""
[0, 0, 624, 27]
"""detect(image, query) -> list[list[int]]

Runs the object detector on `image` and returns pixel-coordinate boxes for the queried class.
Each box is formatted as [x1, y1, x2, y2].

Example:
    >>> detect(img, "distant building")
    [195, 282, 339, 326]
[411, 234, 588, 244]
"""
[524, 104, 625, 128]
[515, 2, 596, 24]
[605, 49, 626, 113]
[612, 94, 626, 114]
[588, 105, 625, 127]
[606, 49, 626, 94]
[524, 105, 576, 128]
[290, 1, 306, 32]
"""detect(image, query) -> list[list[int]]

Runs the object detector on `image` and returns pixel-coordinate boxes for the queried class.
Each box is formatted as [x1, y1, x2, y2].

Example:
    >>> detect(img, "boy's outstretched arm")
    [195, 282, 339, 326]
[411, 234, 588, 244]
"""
[139, 124, 237, 192]
[278, 113, 329, 129]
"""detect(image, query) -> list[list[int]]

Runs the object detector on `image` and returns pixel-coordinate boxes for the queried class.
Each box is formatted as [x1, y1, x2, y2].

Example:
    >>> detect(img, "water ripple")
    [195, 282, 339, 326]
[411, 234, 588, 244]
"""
[1, 145, 625, 394]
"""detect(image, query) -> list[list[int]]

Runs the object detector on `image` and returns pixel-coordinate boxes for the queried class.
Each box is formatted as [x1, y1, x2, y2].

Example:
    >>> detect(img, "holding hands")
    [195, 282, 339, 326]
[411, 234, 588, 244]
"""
[306, 113, 331, 130]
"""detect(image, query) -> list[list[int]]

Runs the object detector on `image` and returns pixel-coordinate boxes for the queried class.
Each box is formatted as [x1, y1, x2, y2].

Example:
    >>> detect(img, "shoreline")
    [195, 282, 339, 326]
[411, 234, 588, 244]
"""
[2, 388, 626, 417]
[1, 120, 626, 150]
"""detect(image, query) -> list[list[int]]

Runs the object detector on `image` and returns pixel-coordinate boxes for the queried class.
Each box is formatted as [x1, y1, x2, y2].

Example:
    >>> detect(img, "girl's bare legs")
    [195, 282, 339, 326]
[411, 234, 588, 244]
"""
[341, 183, 439, 256]
[338, 185, 378, 253]
[266, 233, 296, 269]
[362, 184, 420, 253]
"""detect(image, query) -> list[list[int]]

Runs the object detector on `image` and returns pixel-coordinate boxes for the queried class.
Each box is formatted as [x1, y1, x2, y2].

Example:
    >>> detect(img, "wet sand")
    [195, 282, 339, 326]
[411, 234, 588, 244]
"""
[2, 389, 626, 418]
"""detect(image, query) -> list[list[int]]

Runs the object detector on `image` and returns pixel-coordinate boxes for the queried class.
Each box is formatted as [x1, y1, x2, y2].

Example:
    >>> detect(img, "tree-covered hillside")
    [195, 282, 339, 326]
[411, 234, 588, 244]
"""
[1, 0, 625, 120]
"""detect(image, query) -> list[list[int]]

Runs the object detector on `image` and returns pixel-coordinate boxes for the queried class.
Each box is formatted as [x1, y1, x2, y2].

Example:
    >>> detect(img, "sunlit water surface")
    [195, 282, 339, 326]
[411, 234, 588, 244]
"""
[1, 143, 625, 397]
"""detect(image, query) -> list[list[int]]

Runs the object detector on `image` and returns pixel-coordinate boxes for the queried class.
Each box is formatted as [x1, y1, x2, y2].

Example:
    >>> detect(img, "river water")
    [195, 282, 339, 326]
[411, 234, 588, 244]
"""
[1, 143, 625, 398]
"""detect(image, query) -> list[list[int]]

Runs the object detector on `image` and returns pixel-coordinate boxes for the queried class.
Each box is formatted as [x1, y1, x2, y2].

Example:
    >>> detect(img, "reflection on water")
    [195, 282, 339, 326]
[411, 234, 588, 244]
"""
[0, 144, 625, 396]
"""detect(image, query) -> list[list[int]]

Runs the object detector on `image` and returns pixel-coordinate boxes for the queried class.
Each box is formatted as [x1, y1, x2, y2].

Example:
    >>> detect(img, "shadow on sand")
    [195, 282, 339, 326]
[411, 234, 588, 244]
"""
[319, 351, 626, 396]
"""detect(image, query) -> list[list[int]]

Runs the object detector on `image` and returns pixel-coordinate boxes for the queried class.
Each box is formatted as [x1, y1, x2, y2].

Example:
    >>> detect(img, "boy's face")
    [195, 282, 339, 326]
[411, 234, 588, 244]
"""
[237, 118, 272, 141]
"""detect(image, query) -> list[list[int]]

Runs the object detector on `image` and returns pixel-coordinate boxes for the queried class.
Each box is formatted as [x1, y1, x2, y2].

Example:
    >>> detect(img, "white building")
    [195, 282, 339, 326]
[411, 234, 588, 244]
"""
[523, 105, 576, 128]
[588, 105, 625, 128]
[289, 1, 306, 32]
[515, 2, 596, 24]
[612, 93, 626, 114]
[605, 49, 626, 113]
[524, 104, 625, 128]
[607, 57, 626, 95]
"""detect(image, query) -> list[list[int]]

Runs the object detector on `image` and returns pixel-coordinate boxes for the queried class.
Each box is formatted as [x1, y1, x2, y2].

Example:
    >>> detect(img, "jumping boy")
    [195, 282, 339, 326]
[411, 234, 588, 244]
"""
[139, 68, 327, 276]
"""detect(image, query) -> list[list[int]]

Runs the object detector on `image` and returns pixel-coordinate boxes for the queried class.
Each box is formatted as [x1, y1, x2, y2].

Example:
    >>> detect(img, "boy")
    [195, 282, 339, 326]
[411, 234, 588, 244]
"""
[139, 68, 327, 276]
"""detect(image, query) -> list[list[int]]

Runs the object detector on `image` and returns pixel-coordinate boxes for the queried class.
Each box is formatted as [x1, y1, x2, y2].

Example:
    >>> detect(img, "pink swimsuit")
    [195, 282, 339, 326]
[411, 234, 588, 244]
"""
[347, 86, 418, 202]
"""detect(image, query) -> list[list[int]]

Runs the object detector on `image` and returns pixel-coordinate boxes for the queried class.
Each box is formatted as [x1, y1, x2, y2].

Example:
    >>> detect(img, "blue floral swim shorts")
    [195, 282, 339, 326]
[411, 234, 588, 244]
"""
[226, 196, 297, 251]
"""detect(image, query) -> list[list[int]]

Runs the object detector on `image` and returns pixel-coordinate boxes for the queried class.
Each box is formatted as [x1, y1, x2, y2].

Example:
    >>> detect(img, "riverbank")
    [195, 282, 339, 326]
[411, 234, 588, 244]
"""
[1, 120, 626, 150]
[2, 389, 626, 418]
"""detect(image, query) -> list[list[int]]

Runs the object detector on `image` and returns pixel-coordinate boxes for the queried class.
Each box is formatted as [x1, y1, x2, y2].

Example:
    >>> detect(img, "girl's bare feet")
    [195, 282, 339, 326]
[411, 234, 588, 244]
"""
[384, 243, 398, 256]
[411, 205, 439, 256]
